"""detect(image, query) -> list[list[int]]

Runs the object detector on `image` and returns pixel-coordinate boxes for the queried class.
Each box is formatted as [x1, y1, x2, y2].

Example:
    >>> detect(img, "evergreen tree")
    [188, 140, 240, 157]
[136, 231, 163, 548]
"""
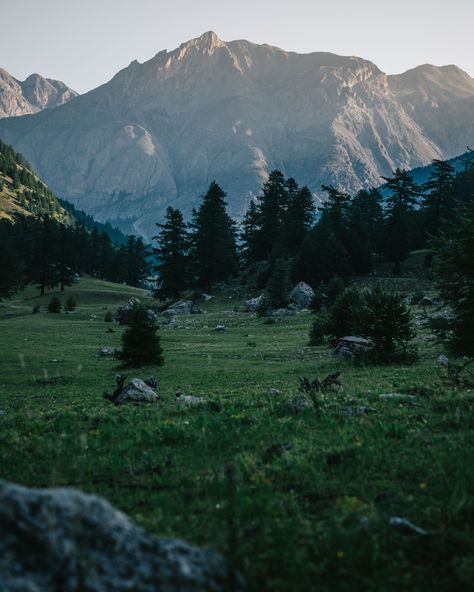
[283, 183, 316, 255]
[29, 216, 60, 295]
[189, 181, 238, 290]
[153, 207, 190, 300]
[435, 203, 474, 355]
[240, 200, 261, 267]
[125, 236, 150, 287]
[351, 188, 384, 251]
[266, 258, 291, 309]
[421, 159, 456, 237]
[382, 169, 420, 273]
[120, 304, 164, 367]
[254, 170, 288, 260]
[47, 296, 62, 313]
[0, 222, 24, 299]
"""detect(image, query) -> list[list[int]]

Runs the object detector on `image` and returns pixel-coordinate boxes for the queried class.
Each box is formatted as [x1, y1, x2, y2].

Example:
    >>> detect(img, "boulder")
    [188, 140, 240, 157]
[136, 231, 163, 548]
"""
[334, 336, 373, 360]
[288, 398, 314, 414]
[162, 300, 193, 317]
[418, 296, 438, 306]
[212, 324, 226, 332]
[175, 392, 206, 405]
[106, 377, 159, 405]
[96, 346, 121, 358]
[116, 297, 141, 325]
[436, 354, 449, 366]
[0, 480, 242, 592]
[244, 294, 264, 313]
[271, 308, 296, 317]
[289, 282, 314, 309]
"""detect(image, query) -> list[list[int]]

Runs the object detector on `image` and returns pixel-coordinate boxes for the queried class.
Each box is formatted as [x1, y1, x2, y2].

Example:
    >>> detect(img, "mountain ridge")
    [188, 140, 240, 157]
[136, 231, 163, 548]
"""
[0, 31, 473, 238]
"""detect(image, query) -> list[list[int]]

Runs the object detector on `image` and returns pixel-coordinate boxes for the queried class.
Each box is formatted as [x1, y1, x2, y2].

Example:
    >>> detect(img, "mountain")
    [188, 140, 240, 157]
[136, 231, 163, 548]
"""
[0, 68, 78, 118]
[0, 31, 473, 238]
[0, 138, 127, 243]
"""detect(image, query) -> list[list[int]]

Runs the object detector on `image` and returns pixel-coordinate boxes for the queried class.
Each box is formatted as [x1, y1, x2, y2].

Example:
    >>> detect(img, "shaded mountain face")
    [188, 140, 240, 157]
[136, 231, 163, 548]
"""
[0, 32, 473, 238]
[0, 68, 78, 118]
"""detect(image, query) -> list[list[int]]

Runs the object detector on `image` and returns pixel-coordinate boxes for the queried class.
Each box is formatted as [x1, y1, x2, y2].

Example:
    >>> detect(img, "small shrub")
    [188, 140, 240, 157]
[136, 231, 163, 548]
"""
[64, 296, 76, 312]
[120, 304, 164, 367]
[326, 288, 366, 339]
[47, 297, 61, 314]
[310, 282, 326, 313]
[309, 313, 328, 345]
[104, 311, 114, 323]
[325, 275, 345, 307]
[32, 304, 40, 314]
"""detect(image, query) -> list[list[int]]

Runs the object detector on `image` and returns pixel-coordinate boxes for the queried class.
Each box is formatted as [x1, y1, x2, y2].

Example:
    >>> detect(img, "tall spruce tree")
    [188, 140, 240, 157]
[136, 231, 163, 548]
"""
[421, 159, 456, 237]
[124, 236, 150, 287]
[382, 168, 420, 273]
[240, 200, 261, 267]
[0, 221, 24, 299]
[283, 183, 316, 255]
[190, 181, 238, 290]
[254, 170, 288, 260]
[153, 207, 190, 300]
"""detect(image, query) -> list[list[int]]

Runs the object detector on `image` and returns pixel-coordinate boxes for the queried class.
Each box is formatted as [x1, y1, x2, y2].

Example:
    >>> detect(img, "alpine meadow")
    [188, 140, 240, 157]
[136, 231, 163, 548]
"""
[0, 2, 474, 591]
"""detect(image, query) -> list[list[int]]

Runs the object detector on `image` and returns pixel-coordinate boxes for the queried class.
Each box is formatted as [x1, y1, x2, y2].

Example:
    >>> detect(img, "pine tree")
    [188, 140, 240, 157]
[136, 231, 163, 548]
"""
[382, 169, 420, 273]
[283, 183, 316, 255]
[29, 216, 60, 295]
[240, 200, 261, 267]
[422, 159, 456, 237]
[120, 304, 164, 367]
[189, 181, 238, 291]
[435, 203, 474, 355]
[254, 170, 288, 260]
[0, 222, 24, 299]
[153, 207, 190, 300]
[266, 258, 290, 309]
[125, 236, 150, 287]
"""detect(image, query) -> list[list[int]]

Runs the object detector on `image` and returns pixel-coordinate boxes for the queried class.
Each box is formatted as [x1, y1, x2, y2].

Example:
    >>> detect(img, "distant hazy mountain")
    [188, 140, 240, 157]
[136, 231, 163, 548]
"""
[0, 31, 473, 238]
[0, 68, 78, 118]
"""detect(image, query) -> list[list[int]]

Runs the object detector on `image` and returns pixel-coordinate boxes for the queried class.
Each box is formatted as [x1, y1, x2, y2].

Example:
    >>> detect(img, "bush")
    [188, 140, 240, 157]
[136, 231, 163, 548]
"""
[64, 296, 76, 312]
[266, 259, 290, 309]
[47, 297, 61, 313]
[104, 311, 114, 323]
[120, 304, 164, 367]
[362, 288, 417, 363]
[325, 275, 345, 307]
[32, 304, 40, 314]
[310, 281, 326, 313]
[309, 313, 328, 345]
[326, 288, 366, 339]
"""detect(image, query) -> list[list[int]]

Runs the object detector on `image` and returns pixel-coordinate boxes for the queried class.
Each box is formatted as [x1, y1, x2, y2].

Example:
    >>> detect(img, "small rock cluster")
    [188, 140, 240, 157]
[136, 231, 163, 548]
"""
[333, 336, 373, 361]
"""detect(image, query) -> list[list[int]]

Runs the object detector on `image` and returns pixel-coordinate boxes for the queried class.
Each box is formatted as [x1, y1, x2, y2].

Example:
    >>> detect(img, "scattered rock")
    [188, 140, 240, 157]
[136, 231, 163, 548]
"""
[0, 480, 241, 592]
[162, 300, 193, 317]
[263, 442, 293, 462]
[268, 388, 281, 396]
[289, 282, 314, 309]
[175, 392, 206, 405]
[202, 293, 213, 302]
[343, 406, 377, 416]
[379, 393, 416, 400]
[96, 346, 121, 358]
[334, 336, 373, 360]
[244, 294, 264, 313]
[104, 375, 159, 405]
[288, 398, 314, 414]
[116, 298, 156, 326]
[271, 308, 296, 317]
[418, 296, 437, 306]
[212, 324, 226, 332]
[436, 354, 449, 366]
[389, 516, 427, 536]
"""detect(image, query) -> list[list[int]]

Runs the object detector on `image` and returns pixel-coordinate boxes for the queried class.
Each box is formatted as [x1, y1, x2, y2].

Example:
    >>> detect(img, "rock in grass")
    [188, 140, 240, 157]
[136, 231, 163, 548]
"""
[343, 406, 377, 416]
[96, 346, 121, 357]
[379, 393, 416, 400]
[244, 294, 264, 313]
[389, 516, 427, 535]
[436, 354, 449, 366]
[162, 300, 194, 317]
[288, 398, 314, 414]
[289, 282, 314, 309]
[175, 392, 206, 405]
[105, 377, 159, 405]
[0, 480, 242, 592]
[212, 324, 226, 332]
[334, 336, 373, 361]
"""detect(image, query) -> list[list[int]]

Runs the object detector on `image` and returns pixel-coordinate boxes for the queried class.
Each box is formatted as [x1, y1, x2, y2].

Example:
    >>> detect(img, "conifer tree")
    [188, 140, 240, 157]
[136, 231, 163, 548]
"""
[120, 304, 164, 367]
[153, 207, 190, 300]
[254, 170, 288, 260]
[0, 222, 24, 299]
[283, 183, 316, 255]
[382, 168, 420, 273]
[189, 181, 238, 290]
[125, 236, 150, 287]
[422, 159, 456, 237]
[240, 200, 261, 267]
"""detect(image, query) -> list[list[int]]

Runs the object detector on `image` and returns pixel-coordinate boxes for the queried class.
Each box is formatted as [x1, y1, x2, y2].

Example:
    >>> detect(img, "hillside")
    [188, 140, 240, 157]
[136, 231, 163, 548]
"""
[0, 32, 473, 238]
[0, 276, 473, 591]
[0, 68, 78, 118]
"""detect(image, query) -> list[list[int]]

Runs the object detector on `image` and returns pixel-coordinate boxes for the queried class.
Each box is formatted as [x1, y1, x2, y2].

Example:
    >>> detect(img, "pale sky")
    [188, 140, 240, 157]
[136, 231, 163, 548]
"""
[1, 0, 473, 93]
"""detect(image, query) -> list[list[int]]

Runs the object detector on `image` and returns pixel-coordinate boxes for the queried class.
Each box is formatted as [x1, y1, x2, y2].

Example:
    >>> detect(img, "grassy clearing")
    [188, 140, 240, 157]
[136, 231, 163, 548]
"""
[0, 277, 473, 591]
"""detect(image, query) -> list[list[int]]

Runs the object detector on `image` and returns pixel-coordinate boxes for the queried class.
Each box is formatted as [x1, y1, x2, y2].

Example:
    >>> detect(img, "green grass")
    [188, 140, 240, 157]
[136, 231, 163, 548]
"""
[1, 277, 473, 591]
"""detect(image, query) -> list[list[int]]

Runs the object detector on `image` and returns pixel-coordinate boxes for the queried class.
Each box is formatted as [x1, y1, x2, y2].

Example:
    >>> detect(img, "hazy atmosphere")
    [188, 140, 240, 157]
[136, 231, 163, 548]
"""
[1, 0, 473, 92]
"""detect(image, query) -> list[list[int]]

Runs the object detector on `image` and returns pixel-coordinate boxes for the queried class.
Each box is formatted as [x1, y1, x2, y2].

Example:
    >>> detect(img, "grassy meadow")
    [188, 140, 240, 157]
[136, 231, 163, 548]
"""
[0, 277, 473, 591]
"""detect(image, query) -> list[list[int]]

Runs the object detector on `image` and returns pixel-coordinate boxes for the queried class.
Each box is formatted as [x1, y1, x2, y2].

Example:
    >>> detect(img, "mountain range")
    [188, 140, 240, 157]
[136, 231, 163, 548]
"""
[0, 31, 473, 238]
[0, 69, 78, 118]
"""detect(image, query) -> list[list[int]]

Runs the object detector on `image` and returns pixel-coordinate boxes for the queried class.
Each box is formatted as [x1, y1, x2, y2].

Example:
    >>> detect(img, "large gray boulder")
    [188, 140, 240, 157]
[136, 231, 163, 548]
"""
[106, 377, 159, 406]
[244, 294, 264, 313]
[334, 336, 373, 360]
[289, 282, 314, 310]
[162, 300, 193, 317]
[0, 480, 242, 592]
